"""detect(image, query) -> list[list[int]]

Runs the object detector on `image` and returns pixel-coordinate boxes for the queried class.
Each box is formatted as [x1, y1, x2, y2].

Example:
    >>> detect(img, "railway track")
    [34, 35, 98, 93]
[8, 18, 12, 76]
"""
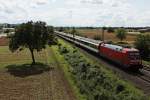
[55, 31, 150, 96]
[139, 75, 150, 83]
[139, 69, 150, 83]
[78, 42, 150, 96]
[143, 65, 150, 71]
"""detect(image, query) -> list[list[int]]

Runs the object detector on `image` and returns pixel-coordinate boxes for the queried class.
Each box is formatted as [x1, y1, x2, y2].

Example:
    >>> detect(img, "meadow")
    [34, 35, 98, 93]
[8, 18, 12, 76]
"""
[0, 46, 47, 67]
[0, 45, 75, 100]
[76, 29, 138, 44]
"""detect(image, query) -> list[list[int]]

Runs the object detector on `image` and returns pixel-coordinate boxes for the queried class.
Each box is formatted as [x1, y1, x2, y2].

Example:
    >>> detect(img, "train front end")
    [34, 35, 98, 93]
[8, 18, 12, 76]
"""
[124, 48, 143, 70]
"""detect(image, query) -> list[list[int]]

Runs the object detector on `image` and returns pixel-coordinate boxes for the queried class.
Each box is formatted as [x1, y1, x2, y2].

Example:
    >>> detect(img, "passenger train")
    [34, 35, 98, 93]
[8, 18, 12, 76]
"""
[55, 31, 143, 70]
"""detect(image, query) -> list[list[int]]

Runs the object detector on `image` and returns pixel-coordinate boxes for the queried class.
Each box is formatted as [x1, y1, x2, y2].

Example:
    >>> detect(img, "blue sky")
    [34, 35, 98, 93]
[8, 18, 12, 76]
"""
[0, 0, 150, 27]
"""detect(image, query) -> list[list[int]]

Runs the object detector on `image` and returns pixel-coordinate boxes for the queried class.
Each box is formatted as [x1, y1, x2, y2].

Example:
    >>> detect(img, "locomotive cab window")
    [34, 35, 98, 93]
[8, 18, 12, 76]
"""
[128, 52, 140, 60]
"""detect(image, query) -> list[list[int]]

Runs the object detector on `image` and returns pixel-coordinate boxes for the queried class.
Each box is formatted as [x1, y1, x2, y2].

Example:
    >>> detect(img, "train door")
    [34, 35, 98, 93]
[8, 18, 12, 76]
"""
[122, 53, 129, 68]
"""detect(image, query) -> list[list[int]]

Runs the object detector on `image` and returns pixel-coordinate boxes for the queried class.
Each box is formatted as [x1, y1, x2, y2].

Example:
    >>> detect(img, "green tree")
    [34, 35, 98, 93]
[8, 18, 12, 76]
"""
[59, 27, 64, 32]
[71, 27, 76, 35]
[116, 28, 127, 41]
[134, 34, 150, 59]
[107, 27, 114, 33]
[70, 27, 77, 45]
[5, 29, 10, 33]
[48, 26, 58, 45]
[71, 27, 76, 39]
[9, 21, 54, 64]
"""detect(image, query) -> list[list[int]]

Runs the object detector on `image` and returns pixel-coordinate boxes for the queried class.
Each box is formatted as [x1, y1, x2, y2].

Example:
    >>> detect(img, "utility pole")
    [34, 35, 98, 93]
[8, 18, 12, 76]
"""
[71, 27, 76, 45]
[102, 26, 106, 41]
[69, 10, 76, 46]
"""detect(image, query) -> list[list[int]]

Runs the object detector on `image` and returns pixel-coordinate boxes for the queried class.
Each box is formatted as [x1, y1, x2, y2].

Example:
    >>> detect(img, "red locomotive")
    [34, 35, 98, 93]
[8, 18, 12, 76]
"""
[98, 42, 143, 70]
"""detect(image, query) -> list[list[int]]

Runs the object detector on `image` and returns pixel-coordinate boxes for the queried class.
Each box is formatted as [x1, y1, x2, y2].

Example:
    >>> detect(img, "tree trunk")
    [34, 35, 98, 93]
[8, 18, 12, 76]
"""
[121, 38, 123, 42]
[30, 49, 35, 64]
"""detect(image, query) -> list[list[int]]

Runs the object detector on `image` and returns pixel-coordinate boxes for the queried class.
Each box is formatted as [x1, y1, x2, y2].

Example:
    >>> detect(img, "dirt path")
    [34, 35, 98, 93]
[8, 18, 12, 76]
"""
[48, 47, 76, 100]
[0, 47, 76, 100]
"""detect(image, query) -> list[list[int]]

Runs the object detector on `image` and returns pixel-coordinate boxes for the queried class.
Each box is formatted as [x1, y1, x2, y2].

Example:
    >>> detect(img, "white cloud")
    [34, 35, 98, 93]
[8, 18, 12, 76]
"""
[0, 0, 150, 26]
[81, 0, 103, 5]
[34, 0, 49, 5]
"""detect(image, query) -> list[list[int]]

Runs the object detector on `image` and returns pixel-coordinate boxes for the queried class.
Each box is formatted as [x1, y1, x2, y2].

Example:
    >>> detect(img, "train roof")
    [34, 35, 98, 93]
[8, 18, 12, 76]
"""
[123, 48, 139, 52]
[55, 31, 101, 46]
[103, 44, 123, 52]
[103, 43, 139, 52]
[77, 37, 100, 46]
[76, 36, 101, 45]
[0, 34, 7, 37]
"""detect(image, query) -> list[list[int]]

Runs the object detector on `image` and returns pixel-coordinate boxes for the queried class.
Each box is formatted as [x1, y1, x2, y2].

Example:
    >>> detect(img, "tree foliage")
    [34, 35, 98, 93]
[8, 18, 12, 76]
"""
[134, 34, 150, 59]
[107, 27, 114, 33]
[9, 21, 55, 64]
[4, 29, 10, 33]
[48, 26, 58, 45]
[116, 28, 127, 41]
[59, 27, 65, 32]
[70, 27, 76, 35]
[71, 27, 77, 41]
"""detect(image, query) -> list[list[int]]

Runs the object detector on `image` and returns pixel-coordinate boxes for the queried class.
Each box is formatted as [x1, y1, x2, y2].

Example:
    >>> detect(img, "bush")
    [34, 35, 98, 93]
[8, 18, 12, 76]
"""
[107, 27, 114, 33]
[49, 37, 58, 45]
[59, 27, 65, 32]
[116, 28, 127, 41]
[134, 34, 150, 59]
[58, 43, 147, 100]
[59, 46, 69, 54]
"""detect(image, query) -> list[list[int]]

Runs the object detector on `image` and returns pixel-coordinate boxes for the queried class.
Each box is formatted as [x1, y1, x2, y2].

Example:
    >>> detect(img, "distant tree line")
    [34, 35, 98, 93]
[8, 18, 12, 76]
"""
[55, 26, 150, 32]
[0, 23, 19, 28]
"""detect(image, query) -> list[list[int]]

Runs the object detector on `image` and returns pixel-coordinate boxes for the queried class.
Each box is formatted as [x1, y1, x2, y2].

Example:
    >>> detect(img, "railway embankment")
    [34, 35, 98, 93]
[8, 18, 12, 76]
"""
[51, 39, 149, 100]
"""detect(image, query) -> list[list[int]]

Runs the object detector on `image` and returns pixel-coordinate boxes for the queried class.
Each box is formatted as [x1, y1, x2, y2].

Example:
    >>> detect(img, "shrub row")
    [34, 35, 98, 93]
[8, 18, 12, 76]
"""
[58, 44, 147, 100]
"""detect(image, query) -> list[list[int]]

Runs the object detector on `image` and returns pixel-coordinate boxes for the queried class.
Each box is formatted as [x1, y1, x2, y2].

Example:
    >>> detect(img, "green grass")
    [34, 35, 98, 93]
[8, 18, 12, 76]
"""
[0, 41, 149, 99]
[51, 43, 86, 100]
[143, 60, 150, 66]
[54, 39, 149, 100]
[0, 46, 9, 52]
[0, 46, 47, 68]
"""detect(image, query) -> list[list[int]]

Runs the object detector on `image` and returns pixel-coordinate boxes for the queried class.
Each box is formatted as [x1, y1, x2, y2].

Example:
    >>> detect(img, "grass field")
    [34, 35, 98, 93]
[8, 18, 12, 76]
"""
[0, 46, 47, 67]
[63, 28, 148, 45]
[143, 60, 150, 66]
[0, 36, 149, 99]
[0, 46, 76, 100]
[76, 29, 138, 44]
[0, 37, 9, 46]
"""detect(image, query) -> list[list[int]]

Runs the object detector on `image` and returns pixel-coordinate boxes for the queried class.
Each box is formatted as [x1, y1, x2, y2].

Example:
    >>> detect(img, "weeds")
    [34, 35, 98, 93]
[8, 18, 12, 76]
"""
[58, 43, 147, 100]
